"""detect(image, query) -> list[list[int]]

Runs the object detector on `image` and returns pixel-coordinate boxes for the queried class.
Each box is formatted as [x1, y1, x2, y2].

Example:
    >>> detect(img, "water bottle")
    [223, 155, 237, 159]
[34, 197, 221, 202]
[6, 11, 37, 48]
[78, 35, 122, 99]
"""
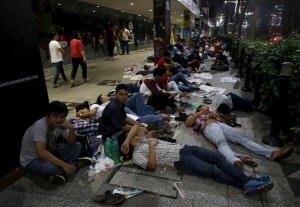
[104, 138, 113, 159]
[111, 137, 121, 164]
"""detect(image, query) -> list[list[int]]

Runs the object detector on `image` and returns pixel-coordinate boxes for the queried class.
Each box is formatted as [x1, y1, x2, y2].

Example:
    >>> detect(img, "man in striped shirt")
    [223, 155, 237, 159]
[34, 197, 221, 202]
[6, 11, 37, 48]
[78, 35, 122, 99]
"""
[120, 125, 274, 195]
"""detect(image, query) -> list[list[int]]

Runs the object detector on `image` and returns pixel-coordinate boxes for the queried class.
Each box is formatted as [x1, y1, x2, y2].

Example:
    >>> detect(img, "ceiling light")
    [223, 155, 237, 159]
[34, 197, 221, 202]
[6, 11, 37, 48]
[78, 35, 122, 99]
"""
[130, 3, 134, 6]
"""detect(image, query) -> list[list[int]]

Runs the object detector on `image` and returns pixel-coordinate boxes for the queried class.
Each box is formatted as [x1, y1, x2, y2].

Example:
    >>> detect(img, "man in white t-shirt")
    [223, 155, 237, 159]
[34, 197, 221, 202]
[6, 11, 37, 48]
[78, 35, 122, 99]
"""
[49, 32, 68, 88]
[119, 25, 131, 55]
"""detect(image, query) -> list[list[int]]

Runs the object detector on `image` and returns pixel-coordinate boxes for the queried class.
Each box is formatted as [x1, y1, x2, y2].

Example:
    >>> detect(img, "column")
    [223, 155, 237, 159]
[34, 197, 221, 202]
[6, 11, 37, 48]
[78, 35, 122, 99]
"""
[153, 0, 171, 63]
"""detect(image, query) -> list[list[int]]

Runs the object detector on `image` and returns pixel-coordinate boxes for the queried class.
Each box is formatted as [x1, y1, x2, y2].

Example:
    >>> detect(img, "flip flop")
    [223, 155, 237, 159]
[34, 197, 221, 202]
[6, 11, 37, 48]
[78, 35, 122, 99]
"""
[185, 95, 191, 100]
[273, 148, 294, 161]
[203, 98, 212, 104]
[95, 190, 126, 205]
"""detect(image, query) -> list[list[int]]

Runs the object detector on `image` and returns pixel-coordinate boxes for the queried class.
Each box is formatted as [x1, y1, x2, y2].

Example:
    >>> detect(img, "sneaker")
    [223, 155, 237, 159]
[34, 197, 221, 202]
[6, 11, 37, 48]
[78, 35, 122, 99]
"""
[48, 175, 66, 185]
[243, 178, 273, 195]
[75, 157, 93, 171]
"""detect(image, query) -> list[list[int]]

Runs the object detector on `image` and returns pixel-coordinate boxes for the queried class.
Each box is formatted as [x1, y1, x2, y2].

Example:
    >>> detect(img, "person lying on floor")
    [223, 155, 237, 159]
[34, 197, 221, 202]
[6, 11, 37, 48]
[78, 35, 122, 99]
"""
[80, 93, 170, 126]
[215, 91, 255, 113]
[185, 105, 294, 170]
[73, 84, 170, 139]
[120, 125, 274, 196]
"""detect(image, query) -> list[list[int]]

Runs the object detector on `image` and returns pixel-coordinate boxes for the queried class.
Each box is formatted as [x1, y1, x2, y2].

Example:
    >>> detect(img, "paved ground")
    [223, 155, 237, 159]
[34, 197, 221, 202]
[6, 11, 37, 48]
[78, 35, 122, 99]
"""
[1, 48, 299, 206]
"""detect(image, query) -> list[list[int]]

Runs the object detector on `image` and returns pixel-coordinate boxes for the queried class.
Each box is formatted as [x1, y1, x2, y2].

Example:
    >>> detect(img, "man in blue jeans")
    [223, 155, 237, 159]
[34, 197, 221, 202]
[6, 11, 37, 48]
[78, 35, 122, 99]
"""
[168, 66, 199, 92]
[121, 125, 274, 195]
[20, 101, 92, 185]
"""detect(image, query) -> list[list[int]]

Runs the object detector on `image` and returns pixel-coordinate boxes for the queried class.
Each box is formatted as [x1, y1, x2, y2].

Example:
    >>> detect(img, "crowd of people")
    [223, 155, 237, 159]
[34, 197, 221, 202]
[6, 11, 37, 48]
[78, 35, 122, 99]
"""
[24, 35, 294, 197]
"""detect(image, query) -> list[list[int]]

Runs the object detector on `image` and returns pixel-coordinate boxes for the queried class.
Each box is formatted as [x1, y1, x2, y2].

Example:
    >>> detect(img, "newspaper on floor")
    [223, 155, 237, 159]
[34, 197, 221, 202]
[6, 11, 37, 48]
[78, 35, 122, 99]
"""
[192, 73, 213, 79]
[113, 187, 143, 199]
[191, 85, 226, 98]
[130, 74, 144, 81]
[221, 77, 240, 83]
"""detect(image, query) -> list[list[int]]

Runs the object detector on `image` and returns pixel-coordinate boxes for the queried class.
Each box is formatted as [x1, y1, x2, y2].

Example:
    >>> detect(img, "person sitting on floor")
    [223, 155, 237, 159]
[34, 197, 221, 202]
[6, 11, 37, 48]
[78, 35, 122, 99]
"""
[210, 51, 229, 71]
[185, 105, 294, 170]
[167, 66, 200, 92]
[98, 84, 146, 142]
[139, 67, 185, 113]
[19, 101, 92, 185]
[120, 124, 274, 196]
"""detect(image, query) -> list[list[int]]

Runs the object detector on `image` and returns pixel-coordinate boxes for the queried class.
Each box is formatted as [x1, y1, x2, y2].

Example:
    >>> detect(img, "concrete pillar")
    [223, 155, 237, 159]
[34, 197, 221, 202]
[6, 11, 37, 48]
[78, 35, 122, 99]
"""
[0, 0, 49, 182]
[153, 0, 171, 62]
[183, 10, 191, 45]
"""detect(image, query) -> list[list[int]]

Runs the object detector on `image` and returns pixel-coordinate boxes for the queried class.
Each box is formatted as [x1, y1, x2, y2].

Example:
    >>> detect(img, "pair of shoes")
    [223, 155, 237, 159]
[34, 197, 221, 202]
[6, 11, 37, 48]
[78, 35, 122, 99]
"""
[64, 79, 69, 82]
[74, 157, 93, 172]
[273, 148, 294, 161]
[243, 178, 273, 195]
[53, 84, 59, 88]
[180, 101, 193, 109]
[95, 190, 126, 205]
[47, 175, 66, 185]
[70, 83, 75, 88]
[175, 112, 188, 122]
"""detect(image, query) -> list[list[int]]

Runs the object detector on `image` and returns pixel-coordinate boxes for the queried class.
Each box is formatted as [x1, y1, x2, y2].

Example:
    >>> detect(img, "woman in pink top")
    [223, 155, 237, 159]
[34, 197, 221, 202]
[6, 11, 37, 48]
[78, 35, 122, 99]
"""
[70, 31, 87, 87]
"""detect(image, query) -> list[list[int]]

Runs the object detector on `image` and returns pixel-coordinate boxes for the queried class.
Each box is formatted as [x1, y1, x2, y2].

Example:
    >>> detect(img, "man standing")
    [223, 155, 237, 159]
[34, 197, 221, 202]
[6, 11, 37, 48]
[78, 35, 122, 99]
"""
[70, 31, 88, 87]
[49, 32, 68, 88]
[119, 25, 131, 55]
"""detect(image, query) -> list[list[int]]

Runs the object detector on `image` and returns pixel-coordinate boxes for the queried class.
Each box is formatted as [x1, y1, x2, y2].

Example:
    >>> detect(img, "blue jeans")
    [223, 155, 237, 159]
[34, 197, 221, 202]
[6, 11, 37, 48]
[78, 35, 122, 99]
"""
[169, 72, 197, 92]
[121, 40, 129, 54]
[126, 83, 140, 94]
[228, 93, 253, 111]
[174, 146, 249, 188]
[25, 142, 82, 177]
[137, 115, 164, 125]
[53, 61, 67, 84]
[203, 122, 273, 164]
[125, 92, 156, 116]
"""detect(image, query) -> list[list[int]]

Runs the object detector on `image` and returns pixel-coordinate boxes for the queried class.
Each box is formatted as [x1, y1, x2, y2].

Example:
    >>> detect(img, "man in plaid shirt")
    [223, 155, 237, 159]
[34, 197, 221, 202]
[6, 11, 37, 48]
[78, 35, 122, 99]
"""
[120, 125, 274, 195]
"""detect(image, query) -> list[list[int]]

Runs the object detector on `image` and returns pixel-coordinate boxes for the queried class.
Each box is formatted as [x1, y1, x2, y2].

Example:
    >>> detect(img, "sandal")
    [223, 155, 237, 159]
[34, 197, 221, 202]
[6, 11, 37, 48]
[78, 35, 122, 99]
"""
[185, 95, 191, 100]
[203, 98, 212, 104]
[273, 148, 294, 161]
[240, 157, 258, 167]
[95, 190, 126, 205]
[157, 136, 176, 143]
